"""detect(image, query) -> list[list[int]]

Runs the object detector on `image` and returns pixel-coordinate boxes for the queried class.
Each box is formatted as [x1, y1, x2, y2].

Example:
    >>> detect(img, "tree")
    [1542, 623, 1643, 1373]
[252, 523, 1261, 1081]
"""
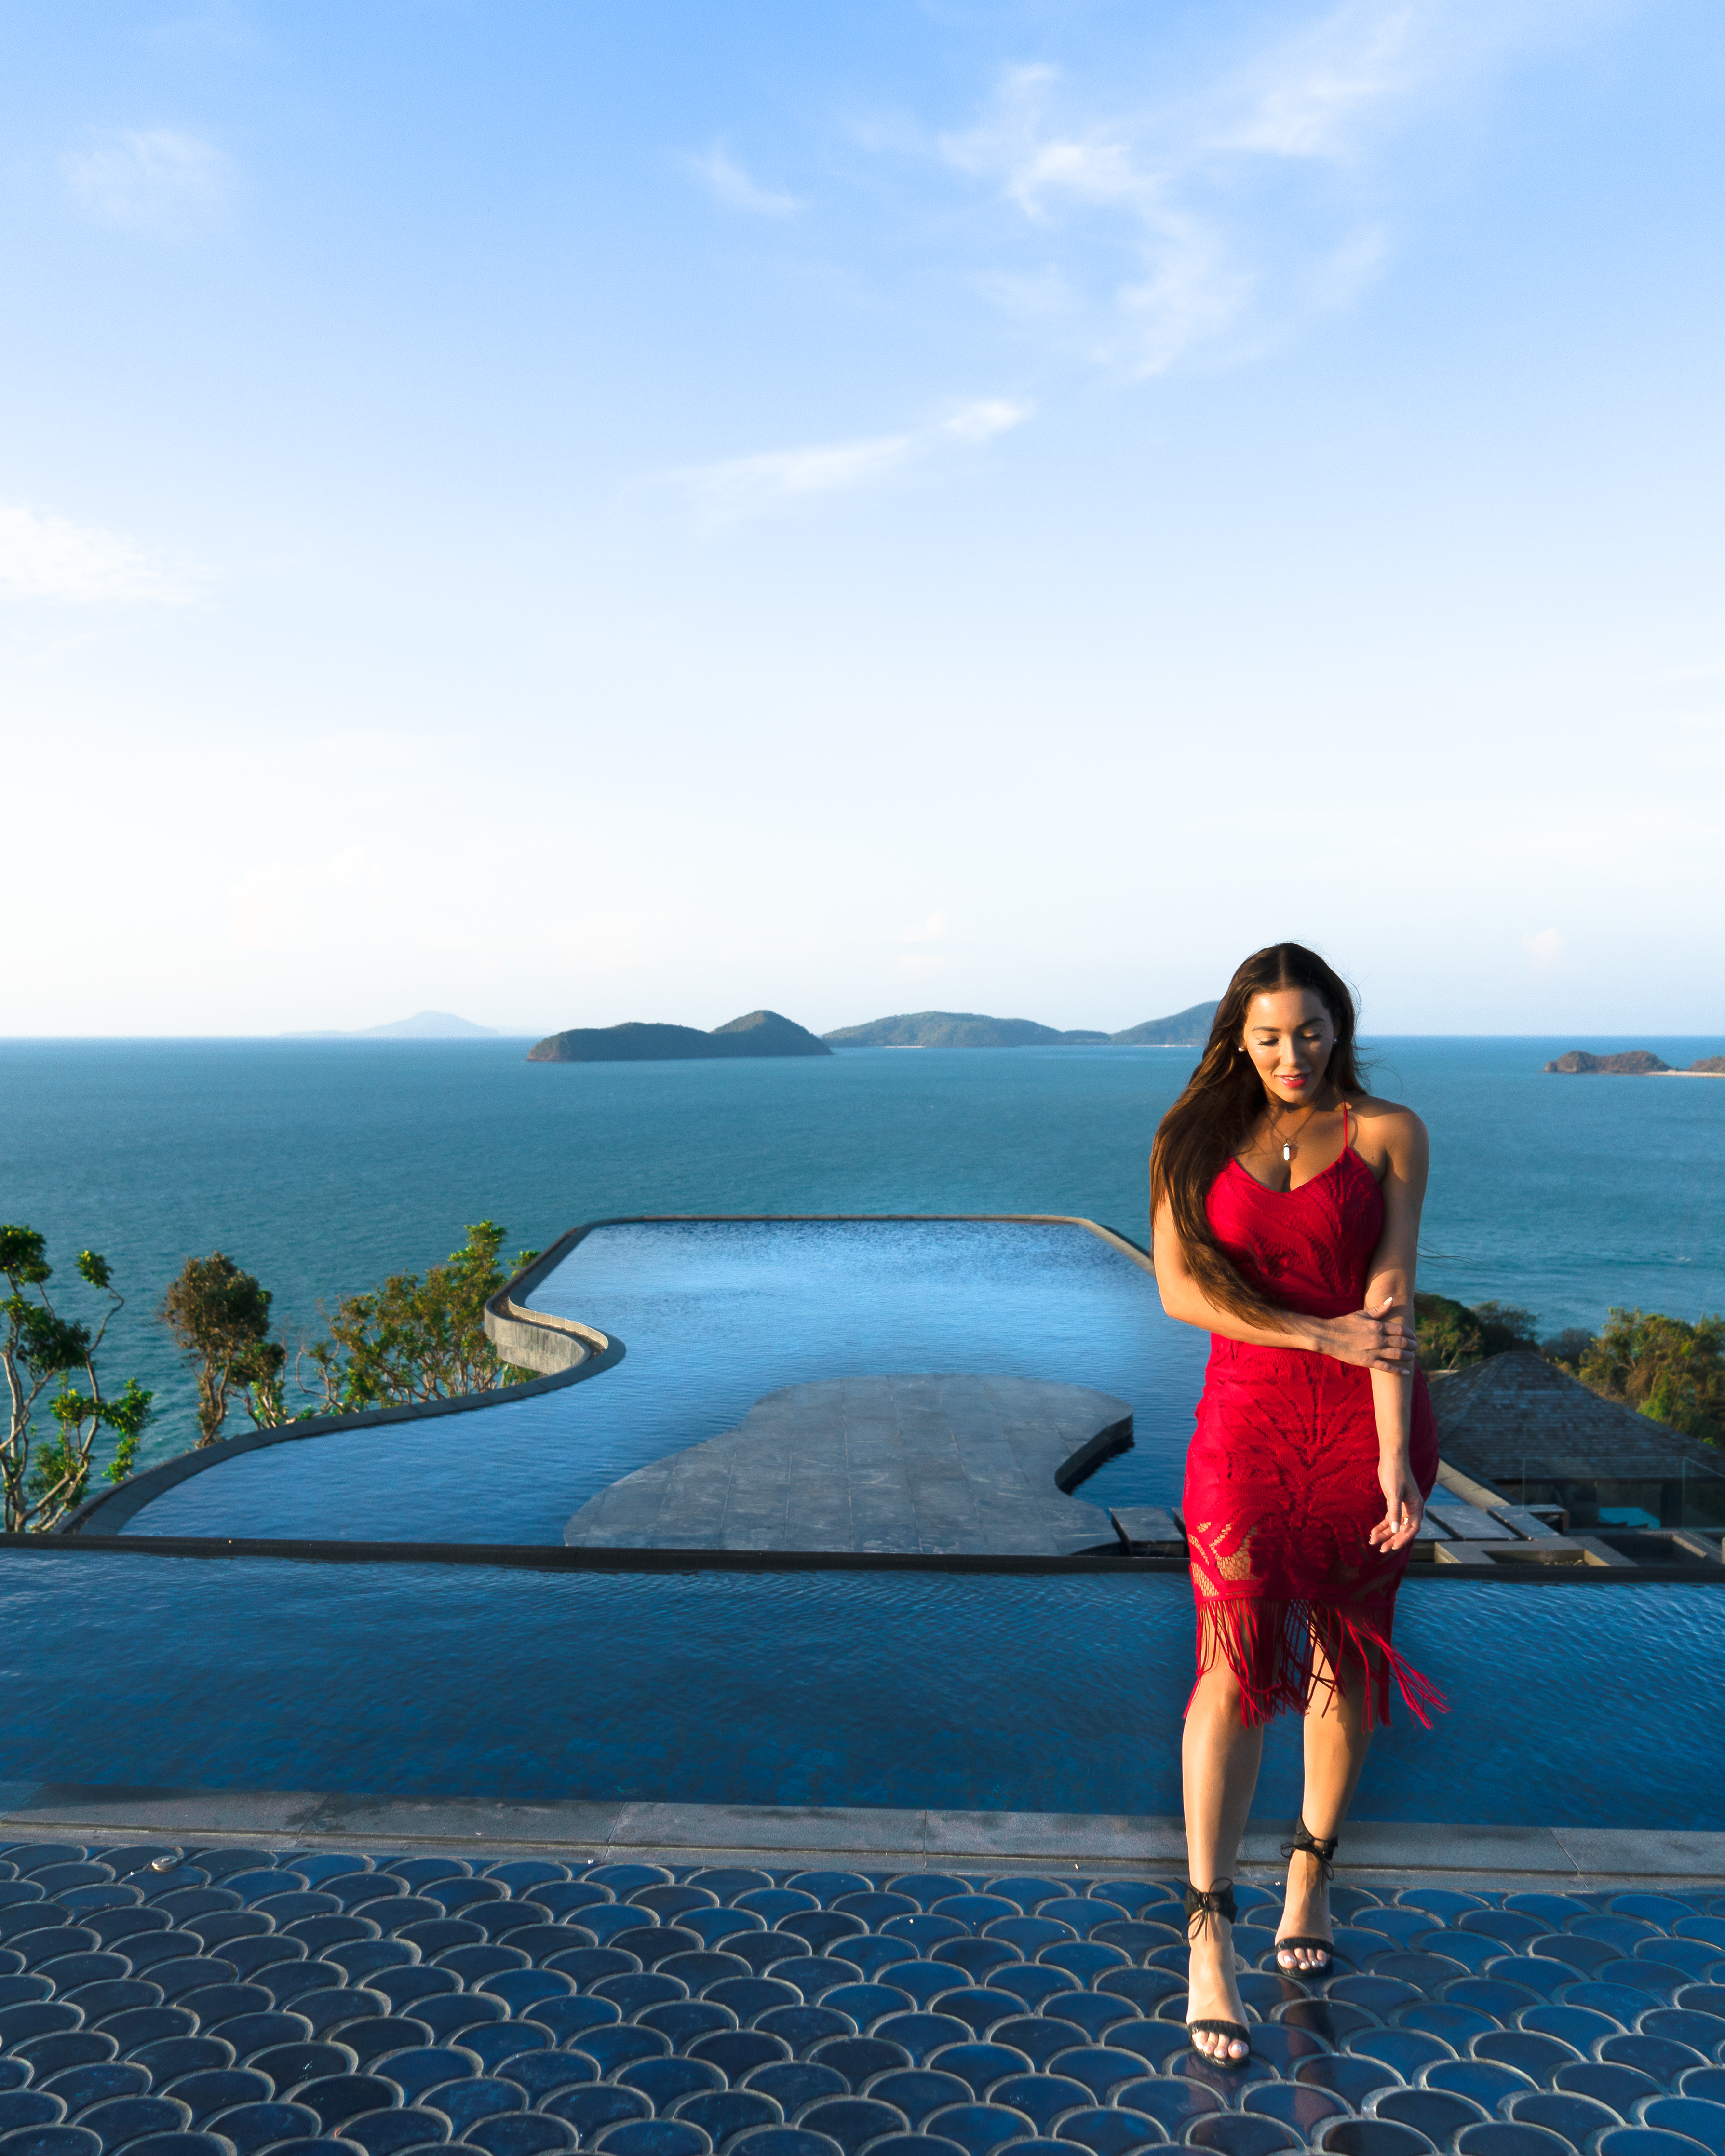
[1, 1226, 153, 1533]
[1579, 1308, 1725, 1448]
[302, 1220, 539, 1413]
[1415, 1293, 1540, 1373]
[160, 1253, 289, 1447]
[1538, 1326, 1595, 1371]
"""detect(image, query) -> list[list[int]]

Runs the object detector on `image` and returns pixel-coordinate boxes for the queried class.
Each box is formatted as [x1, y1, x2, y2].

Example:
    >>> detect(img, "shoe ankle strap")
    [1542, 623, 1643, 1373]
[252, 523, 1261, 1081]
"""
[1185, 1881, 1239, 1937]
[1280, 1820, 1339, 1879]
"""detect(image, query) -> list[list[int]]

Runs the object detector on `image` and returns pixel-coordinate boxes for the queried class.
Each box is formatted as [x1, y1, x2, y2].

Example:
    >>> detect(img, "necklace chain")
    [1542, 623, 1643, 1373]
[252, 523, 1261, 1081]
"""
[1265, 1097, 1325, 1162]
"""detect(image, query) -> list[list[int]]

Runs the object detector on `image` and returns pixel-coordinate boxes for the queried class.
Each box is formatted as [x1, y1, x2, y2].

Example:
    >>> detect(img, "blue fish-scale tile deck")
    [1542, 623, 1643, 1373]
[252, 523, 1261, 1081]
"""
[1, 1848, 1724, 2156]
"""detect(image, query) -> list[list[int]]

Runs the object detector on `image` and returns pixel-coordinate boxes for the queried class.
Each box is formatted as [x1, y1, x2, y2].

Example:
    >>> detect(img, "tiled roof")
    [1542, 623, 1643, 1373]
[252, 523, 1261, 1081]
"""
[1429, 1353, 1724, 1478]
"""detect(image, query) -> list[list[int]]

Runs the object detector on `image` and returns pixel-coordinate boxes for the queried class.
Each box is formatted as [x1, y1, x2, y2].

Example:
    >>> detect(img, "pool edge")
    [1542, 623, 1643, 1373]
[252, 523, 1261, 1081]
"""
[2, 1785, 1721, 1883]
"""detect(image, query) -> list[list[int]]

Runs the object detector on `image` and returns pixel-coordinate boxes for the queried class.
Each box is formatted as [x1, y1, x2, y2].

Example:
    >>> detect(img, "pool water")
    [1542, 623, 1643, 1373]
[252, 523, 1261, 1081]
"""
[2, 1556, 1721, 1826]
[122, 1220, 1209, 1544]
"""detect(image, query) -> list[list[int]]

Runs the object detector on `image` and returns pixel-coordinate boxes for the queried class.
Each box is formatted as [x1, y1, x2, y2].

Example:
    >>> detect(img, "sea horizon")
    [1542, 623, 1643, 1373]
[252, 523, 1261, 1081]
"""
[3, 1028, 1723, 1044]
[2, 1031, 1720, 1472]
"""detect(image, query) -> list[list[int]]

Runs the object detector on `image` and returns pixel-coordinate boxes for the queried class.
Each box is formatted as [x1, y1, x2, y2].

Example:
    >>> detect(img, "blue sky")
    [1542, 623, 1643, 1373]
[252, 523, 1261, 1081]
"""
[2, 0, 1721, 1035]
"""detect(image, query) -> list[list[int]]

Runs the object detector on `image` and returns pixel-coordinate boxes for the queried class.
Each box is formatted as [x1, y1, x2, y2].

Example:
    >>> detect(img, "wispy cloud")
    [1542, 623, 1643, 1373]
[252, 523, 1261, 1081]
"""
[1218, 3, 1427, 159]
[934, 0, 1595, 377]
[64, 126, 234, 233]
[665, 398, 1033, 524]
[903, 910, 952, 944]
[682, 143, 799, 217]
[0, 503, 205, 605]
[1523, 926, 1567, 971]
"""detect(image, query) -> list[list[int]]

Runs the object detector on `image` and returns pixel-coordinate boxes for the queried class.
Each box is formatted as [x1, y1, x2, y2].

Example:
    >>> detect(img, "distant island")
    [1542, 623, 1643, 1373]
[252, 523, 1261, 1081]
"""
[1545, 1050, 1725, 1075]
[286, 1010, 510, 1039]
[822, 1000, 1219, 1049]
[825, 1012, 1106, 1048]
[525, 999, 1222, 1061]
[1545, 1049, 1671, 1074]
[527, 1010, 832, 1062]
[1108, 1002, 1223, 1045]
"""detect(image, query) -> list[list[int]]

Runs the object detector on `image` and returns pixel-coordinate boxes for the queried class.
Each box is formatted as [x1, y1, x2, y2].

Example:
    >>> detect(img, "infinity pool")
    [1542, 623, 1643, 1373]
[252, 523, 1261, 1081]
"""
[122, 1220, 1208, 1544]
[2, 1556, 1722, 1826]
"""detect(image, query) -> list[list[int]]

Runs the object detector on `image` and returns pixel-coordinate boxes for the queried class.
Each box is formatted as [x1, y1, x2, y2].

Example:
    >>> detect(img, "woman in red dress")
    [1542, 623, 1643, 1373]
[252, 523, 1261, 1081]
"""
[1150, 943, 1441, 2066]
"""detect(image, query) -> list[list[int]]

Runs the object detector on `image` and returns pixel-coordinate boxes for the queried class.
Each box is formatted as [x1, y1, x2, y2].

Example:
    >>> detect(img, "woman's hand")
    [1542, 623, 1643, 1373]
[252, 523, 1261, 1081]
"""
[1370, 1453, 1424, 1551]
[1322, 1295, 1418, 1374]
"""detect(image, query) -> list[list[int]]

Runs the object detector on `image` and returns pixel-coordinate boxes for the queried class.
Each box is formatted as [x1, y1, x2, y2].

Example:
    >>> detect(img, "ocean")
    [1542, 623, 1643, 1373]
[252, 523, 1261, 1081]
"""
[1, 1033, 1721, 1474]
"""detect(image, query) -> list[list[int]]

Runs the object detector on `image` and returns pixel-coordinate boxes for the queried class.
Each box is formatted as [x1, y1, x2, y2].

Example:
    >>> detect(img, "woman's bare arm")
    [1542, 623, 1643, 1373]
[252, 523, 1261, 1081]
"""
[1151, 1184, 1418, 1374]
[1359, 1103, 1430, 1550]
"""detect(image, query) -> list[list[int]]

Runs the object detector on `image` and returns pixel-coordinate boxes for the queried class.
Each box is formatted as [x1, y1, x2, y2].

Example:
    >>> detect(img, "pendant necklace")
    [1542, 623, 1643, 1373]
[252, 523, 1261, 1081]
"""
[1267, 1100, 1321, 1163]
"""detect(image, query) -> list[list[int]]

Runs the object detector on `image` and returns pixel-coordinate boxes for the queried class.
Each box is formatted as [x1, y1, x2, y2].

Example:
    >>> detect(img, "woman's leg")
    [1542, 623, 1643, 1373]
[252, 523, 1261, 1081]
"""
[1277, 1636, 1373, 1971]
[1183, 1656, 1264, 2061]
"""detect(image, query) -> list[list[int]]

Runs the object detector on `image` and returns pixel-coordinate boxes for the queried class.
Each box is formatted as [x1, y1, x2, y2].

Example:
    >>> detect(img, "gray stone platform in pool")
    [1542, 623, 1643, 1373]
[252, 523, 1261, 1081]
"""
[562, 1372, 1132, 1554]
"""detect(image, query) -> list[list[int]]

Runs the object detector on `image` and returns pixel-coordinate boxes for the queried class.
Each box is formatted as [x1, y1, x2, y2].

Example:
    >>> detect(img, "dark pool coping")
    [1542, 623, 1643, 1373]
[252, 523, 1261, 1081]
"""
[8, 1530, 1725, 1580]
[0, 1785, 1720, 1884]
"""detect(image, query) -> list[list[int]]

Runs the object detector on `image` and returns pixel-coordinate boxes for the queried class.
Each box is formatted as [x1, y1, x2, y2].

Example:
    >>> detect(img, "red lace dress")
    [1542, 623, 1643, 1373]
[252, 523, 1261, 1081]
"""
[1183, 1121, 1443, 1729]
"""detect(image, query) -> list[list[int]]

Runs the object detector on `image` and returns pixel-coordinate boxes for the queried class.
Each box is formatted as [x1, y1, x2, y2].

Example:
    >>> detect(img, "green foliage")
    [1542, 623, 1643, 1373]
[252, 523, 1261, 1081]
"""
[1538, 1325, 1595, 1371]
[1414, 1293, 1722, 1449]
[302, 1220, 539, 1413]
[1, 1226, 153, 1532]
[160, 1252, 288, 1447]
[1415, 1292, 1541, 1372]
[100, 1377, 155, 1483]
[1579, 1307, 1725, 1448]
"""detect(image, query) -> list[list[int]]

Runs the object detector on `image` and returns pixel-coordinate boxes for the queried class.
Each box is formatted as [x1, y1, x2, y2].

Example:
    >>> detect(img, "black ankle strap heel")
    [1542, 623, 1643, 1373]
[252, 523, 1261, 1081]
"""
[1184, 1881, 1250, 2067]
[1184, 1881, 1239, 1937]
[1275, 1819, 1342, 1972]
[1282, 1819, 1339, 1877]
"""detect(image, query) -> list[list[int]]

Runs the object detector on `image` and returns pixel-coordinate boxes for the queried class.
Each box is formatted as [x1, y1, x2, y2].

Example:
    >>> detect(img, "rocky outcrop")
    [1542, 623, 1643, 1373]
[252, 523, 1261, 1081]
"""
[527, 1009, 831, 1062]
[1689, 1056, 1725, 1075]
[1544, 1049, 1671, 1074]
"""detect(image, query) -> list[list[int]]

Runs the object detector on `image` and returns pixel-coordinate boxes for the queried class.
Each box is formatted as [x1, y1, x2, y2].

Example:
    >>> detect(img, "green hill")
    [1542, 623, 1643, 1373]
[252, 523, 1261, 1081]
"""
[1108, 1000, 1219, 1045]
[527, 1009, 832, 1062]
[822, 999, 1218, 1048]
[822, 1011, 1109, 1048]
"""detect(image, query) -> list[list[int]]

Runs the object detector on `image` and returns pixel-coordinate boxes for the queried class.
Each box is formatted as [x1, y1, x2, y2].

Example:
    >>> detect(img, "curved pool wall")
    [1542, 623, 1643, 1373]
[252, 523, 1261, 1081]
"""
[2, 1555, 1723, 1826]
[112, 1218, 1205, 1546]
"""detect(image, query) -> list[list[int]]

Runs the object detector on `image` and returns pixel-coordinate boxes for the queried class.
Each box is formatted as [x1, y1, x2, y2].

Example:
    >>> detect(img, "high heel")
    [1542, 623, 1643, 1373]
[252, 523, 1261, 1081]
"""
[1275, 1819, 1342, 1972]
[1185, 1881, 1251, 2065]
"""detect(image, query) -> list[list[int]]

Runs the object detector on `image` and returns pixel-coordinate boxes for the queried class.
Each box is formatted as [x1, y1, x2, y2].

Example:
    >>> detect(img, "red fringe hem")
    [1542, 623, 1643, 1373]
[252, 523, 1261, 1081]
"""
[1189, 1594, 1446, 1732]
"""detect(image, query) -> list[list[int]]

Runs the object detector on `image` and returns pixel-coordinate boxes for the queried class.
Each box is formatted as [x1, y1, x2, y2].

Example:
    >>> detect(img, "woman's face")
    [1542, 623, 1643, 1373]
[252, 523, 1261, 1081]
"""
[1240, 987, 1336, 1107]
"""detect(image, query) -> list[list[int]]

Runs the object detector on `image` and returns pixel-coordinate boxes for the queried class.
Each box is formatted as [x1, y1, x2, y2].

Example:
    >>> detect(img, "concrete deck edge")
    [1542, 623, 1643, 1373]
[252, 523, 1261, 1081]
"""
[2, 1786, 1720, 1881]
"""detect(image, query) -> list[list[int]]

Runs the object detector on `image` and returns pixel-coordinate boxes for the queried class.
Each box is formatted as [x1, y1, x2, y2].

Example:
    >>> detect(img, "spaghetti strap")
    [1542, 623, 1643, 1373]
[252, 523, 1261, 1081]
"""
[1340, 1101, 1350, 1152]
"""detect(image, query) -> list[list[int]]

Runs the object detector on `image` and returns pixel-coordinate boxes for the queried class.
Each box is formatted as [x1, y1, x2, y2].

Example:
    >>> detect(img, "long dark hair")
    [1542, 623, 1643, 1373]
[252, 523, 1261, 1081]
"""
[1150, 943, 1367, 1324]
